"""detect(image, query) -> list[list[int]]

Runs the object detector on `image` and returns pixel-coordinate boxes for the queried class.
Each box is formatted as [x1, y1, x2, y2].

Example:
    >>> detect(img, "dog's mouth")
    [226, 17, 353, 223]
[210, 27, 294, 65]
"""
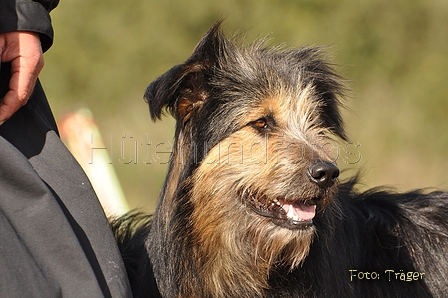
[246, 194, 318, 230]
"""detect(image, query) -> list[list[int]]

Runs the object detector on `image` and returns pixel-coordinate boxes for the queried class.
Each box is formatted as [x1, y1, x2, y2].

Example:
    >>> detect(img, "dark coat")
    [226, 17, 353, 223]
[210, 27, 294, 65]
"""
[0, 1, 132, 297]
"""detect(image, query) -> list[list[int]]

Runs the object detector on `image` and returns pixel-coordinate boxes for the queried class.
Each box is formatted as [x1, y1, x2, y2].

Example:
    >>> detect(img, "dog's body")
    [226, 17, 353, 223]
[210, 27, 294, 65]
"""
[113, 22, 448, 297]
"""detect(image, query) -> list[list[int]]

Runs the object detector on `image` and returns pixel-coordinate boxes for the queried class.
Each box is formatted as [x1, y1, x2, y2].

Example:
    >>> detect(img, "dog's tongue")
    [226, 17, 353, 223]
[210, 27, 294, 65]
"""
[282, 202, 316, 221]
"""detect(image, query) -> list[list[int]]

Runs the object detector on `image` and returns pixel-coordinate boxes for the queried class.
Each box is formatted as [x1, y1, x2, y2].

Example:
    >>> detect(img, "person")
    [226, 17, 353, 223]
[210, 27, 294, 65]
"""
[0, 1, 132, 297]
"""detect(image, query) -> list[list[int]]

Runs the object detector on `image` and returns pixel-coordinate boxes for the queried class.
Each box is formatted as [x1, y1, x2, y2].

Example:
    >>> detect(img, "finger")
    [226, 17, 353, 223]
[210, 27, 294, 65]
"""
[0, 59, 41, 125]
[0, 61, 37, 125]
[0, 32, 44, 125]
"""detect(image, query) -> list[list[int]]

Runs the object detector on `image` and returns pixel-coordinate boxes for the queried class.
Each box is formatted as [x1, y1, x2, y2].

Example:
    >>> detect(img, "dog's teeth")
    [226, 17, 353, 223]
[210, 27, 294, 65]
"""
[287, 214, 304, 221]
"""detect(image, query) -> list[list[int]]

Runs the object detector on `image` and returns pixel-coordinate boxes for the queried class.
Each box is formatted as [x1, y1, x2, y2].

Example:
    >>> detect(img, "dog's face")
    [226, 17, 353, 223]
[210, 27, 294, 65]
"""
[145, 22, 346, 269]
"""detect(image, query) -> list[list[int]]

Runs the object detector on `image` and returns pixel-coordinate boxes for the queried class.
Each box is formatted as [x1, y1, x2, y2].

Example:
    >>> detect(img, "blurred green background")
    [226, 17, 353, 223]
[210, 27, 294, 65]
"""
[40, 0, 448, 213]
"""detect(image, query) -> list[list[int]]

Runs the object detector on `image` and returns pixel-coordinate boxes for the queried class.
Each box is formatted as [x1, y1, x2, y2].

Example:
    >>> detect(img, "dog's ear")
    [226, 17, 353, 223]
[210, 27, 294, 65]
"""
[144, 21, 227, 123]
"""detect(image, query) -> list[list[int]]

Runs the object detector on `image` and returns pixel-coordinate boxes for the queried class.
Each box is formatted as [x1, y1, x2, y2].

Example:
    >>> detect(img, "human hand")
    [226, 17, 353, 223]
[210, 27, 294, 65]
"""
[0, 32, 44, 125]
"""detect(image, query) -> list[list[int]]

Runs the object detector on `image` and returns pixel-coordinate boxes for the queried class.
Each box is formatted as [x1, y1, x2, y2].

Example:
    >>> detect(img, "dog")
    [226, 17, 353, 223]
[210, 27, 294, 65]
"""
[112, 21, 448, 297]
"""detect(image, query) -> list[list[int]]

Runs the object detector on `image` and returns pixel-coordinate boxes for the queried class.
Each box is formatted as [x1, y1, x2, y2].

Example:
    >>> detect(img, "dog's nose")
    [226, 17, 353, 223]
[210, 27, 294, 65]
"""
[308, 161, 339, 188]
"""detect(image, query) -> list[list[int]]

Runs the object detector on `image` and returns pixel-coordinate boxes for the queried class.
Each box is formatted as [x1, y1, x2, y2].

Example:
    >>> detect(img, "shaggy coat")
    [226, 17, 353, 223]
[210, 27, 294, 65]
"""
[113, 22, 448, 298]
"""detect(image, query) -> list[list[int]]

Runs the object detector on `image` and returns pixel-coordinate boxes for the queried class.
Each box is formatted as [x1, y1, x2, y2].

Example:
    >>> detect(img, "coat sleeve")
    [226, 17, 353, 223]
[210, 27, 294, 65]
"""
[0, 0, 60, 52]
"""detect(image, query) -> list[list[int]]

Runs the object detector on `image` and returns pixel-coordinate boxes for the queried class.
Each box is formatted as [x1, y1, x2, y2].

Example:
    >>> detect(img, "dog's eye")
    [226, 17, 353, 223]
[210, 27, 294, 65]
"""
[251, 118, 268, 129]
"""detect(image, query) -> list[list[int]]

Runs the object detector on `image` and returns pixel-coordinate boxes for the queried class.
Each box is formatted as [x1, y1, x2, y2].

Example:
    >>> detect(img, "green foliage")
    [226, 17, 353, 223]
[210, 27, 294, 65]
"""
[40, 0, 448, 211]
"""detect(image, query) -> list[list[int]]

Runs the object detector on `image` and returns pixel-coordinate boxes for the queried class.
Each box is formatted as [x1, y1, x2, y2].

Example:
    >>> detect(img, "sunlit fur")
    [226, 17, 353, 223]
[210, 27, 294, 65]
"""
[112, 21, 448, 298]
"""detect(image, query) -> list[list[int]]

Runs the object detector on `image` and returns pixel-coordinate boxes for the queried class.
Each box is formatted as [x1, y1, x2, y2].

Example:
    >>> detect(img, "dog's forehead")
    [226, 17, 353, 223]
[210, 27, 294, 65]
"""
[208, 46, 320, 110]
[213, 71, 319, 130]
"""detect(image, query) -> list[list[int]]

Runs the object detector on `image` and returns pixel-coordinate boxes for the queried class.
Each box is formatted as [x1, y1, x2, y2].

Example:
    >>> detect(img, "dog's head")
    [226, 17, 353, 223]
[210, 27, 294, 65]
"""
[146, 20, 345, 221]
[145, 21, 346, 275]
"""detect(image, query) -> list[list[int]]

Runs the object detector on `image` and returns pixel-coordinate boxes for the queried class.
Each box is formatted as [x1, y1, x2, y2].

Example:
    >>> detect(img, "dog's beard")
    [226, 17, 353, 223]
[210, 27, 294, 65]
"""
[246, 214, 316, 270]
[187, 179, 316, 296]
[188, 173, 317, 272]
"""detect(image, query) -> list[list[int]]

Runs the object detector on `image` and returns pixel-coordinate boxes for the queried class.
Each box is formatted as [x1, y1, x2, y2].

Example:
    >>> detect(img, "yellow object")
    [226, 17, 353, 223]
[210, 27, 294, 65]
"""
[59, 108, 129, 217]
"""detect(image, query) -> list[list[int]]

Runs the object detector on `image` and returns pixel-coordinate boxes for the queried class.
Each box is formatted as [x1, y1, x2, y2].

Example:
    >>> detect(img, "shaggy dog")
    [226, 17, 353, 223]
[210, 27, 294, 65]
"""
[112, 22, 448, 297]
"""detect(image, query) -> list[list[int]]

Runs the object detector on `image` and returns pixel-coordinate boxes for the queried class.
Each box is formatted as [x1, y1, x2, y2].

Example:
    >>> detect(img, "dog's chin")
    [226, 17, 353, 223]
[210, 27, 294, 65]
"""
[246, 193, 319, 230]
